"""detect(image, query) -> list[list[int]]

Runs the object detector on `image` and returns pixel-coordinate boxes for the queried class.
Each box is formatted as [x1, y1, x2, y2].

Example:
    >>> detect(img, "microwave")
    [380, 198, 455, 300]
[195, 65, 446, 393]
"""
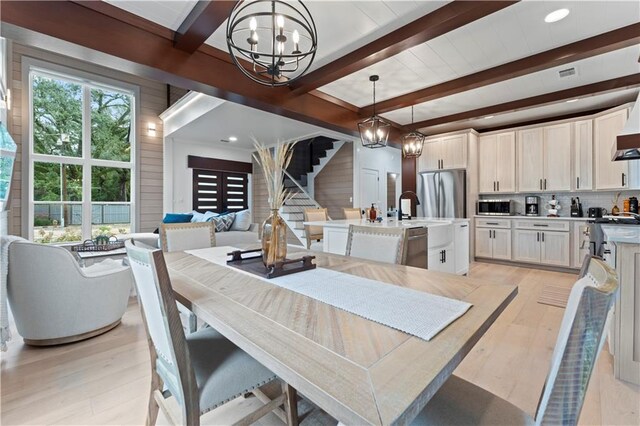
[477, 200, 515, 216]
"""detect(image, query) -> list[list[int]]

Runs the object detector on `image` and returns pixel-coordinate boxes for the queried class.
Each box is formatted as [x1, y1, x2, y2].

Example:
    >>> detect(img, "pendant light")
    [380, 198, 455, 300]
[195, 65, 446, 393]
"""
[226, 0, 318, 87]
[358, 75, 391, 149]
[401, 106, 425, 158]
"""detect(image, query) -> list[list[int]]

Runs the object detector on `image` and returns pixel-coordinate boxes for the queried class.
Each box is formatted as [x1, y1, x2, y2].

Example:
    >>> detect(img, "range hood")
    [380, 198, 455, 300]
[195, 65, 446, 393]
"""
[613, 94, 640, 161]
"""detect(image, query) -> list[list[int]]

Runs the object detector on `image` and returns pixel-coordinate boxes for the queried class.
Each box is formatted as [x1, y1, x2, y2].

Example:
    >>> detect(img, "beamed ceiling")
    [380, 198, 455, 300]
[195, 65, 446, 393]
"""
[1, 0, 639, 142]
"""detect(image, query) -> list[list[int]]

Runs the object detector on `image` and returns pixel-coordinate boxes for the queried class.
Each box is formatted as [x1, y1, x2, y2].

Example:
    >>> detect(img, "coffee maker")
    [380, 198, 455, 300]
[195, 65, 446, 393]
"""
[525, 196, 540, 216]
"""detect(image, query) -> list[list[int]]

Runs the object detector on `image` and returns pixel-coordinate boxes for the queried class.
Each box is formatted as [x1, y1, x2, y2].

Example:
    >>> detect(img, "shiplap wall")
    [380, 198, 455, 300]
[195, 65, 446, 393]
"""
[7, 43, 166, 236]
[314, 142, 353, 219]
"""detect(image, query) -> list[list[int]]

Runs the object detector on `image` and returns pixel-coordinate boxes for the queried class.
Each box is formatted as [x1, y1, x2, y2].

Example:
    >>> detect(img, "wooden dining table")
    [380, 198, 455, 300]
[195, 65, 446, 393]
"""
[163, 245, 517, 425]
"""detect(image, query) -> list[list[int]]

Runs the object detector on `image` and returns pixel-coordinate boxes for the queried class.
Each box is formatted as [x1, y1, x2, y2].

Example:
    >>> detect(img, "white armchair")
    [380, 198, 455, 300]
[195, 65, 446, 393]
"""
[7, 241, 133, 346]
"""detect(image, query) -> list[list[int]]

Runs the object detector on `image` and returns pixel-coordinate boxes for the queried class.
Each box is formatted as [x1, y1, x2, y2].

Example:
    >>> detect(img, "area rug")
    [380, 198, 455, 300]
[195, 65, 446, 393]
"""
[537, 285, 571, 308]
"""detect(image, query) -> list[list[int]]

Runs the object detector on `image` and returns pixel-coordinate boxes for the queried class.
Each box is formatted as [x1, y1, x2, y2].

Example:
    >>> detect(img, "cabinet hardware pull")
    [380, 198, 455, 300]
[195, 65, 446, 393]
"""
[540, 179, 542, 190]
[577, 177, 580, 189]
[486, 222, 499, 225]
[542, 232, 545, 242]
[537, 232, 539, 242]
[497, 181, 499, 191]
[460, 224, 468, 228]
[444, 250, 446, 263]
[544, 178, 547, 190]
[533, 224, 548, 227]
[493, 181, 496, 191]
[622, 173, 626, 187]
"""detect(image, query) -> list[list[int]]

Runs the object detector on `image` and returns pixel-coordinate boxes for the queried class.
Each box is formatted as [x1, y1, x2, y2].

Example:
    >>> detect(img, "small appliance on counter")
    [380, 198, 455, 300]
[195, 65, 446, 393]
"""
[476, 199, 515, 216]
[525, 196, 539, 216]
[628, 196, 638, 214]
[588, 207, 607, 218]
[545, 195, 561, 217]
[570, 197, 583, 217]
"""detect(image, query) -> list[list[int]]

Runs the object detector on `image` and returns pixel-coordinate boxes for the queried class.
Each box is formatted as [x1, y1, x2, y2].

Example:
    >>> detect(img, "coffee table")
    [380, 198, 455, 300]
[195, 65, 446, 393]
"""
[75, 247, 127, 267]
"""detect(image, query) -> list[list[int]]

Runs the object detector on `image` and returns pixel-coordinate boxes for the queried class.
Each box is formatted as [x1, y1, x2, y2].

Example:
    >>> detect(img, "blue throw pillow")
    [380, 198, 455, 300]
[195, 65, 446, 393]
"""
[162, 213, 193, 223]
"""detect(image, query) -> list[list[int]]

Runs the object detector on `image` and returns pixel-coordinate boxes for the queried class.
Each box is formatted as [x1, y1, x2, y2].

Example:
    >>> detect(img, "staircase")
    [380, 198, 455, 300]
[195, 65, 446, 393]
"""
[279, 138, 344, 246]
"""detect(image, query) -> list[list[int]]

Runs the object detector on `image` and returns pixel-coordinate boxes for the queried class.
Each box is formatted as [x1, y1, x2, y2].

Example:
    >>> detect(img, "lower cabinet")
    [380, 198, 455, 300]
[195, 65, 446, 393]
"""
[475, 227, 511, 260]
[454, 222, 470, 275]
[513, 229, 570, 267]
[428, 244, 455, 274]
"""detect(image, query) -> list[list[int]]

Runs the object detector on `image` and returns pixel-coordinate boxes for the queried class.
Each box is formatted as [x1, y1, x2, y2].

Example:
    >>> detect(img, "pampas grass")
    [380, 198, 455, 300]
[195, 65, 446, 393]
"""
[253, 139, 297, 210]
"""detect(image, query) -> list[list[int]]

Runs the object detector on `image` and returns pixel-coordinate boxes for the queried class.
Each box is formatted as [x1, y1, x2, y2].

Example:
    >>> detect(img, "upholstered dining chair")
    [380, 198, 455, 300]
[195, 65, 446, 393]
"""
[345, 225, 408, 265]
[343, 207, 362, 220]
[125, 239, 296, 426]
[303, 208, 328, 250]
[410, 256, 618, 426]
[159, 222, 216, 252]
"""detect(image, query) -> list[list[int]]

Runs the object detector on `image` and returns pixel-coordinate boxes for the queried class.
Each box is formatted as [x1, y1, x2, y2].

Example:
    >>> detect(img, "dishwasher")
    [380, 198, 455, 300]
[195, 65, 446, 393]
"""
[405, 227, 428, 269]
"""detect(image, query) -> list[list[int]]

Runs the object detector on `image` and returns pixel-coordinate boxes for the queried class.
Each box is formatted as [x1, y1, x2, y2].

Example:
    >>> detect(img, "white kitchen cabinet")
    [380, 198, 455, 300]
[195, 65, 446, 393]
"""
[513, 229, 541, 263]
[595, 109, 630, 190]
[540, 231, 570, 267]
[543, 123, 572, 191]
[518, 124, 572, 192]
[475, 225, 511, 260]
[475, 228, 493, 258]
[574, 120, 593, 190]
[518, 127, 545, 192]
[428, 244, 455, 274]
[478, 132, 515, 193]
[419, 135, 467, 172]
[454, 222, 470, 275]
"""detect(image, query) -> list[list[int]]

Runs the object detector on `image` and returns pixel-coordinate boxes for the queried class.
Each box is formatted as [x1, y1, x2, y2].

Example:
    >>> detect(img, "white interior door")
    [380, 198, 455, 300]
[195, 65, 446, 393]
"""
[359, 168, 379, 211]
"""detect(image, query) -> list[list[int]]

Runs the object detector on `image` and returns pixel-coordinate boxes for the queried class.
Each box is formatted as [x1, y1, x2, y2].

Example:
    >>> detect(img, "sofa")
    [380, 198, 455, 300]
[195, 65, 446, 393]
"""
[126, 223, 260, 249]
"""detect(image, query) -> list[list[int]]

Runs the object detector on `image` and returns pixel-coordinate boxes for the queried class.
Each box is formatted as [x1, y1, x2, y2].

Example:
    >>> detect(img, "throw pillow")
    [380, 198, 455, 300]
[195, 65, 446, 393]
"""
[230, 209, 252, 231]
[162, 213, 193, 223]
[209, 212, 236, 232]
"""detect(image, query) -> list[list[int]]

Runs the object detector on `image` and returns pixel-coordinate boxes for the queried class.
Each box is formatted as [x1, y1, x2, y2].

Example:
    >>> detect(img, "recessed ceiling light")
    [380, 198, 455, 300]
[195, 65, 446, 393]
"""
[566, 99, 579, 103]
[484, 115, 494, 119]
[545, 8, 569, 23]
[228, 136, 238, 142]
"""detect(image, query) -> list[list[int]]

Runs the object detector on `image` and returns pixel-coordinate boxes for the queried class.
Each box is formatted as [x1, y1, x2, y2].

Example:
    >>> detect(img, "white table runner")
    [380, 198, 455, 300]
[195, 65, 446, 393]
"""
[185, 247, 472, 341]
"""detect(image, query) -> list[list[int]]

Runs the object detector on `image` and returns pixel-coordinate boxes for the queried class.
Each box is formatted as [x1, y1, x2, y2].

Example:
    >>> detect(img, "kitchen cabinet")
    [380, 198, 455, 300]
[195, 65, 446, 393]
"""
[513, 229, 541, 263]
[540, 231, 571, 266]
[511, 219, 570, 267]
[517, 124, 571, 192]
[478, 132, 515, 193]
[594, 109, 630, 190]
[428, 244, 455, 274]
[454, 221, 470, 275]
[574, 120, 593, 190]
[419, 135, 467, 171]
[475, 218, 512, 260]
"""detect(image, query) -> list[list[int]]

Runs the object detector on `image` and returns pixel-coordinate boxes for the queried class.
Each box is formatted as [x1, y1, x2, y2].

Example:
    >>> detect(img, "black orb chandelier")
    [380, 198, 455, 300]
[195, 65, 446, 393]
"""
[401, 106, 425, 158]
[358, 75, 391, 149]
[226, 0, 318, 87]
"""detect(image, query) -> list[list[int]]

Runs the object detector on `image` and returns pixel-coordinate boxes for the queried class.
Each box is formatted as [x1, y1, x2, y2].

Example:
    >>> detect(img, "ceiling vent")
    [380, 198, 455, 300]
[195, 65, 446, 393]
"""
[558, 67, 577, 79]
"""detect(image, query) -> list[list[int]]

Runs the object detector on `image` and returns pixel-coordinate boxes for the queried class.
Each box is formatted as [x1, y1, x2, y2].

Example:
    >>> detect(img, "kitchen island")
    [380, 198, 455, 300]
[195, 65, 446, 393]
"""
[602, 224, 640, 385]
[302, 218, 470, 275]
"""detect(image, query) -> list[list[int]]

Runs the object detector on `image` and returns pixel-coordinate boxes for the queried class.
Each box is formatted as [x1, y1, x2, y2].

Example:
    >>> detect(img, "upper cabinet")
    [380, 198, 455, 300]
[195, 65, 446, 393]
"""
[573, 120, 593, 191]
[517, 123, 572, 192]
[594, 109, 631, 190]
[478, 132, 515, 193]
[418, 134, 467, 171]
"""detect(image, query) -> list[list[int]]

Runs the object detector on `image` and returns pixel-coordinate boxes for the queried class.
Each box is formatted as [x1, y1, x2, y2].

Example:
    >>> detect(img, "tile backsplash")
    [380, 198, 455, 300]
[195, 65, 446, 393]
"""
[479, 190, 640, 217]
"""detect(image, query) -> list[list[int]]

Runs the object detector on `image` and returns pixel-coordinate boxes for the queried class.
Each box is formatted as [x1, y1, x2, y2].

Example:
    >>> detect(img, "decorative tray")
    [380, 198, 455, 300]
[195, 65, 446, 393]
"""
[226, 249, 316, 279]
[71, 237, 125, 252]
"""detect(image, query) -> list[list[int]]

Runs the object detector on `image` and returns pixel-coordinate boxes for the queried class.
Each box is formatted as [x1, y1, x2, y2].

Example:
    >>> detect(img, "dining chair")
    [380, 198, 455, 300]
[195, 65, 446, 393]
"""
[410, 256, 619, 426]
[303, 208, 328, 250]
[159, 222, 217, 333]
[345, 225, 408, 265]
[125, 239, 297, 426]
[159, 222, 216, 253]
[343, 207, 362, 220]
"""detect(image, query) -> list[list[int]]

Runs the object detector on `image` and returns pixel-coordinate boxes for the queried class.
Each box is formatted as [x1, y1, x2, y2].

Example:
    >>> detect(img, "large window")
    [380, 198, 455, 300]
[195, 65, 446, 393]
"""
[28, 65, 136, 243]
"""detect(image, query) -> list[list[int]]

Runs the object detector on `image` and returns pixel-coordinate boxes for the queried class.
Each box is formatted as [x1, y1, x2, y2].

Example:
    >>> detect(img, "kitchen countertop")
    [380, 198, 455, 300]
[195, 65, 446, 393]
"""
[601, 224, 640, 245]
[304, 217, 469, 228]
[474, 215, 591, 221]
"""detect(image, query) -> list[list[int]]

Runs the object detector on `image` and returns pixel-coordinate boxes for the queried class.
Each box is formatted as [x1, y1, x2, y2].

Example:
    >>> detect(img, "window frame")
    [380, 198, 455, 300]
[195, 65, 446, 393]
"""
[23, 58, 140, 242]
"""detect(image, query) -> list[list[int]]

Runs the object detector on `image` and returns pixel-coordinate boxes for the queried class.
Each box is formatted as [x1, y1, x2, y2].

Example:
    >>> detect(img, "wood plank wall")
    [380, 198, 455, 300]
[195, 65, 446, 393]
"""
[6, 43, 166, 236]
[314, 142, 353, 219]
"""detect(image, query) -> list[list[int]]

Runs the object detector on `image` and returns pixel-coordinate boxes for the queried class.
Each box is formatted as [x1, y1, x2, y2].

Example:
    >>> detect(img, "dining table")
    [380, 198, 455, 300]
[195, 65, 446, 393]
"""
[163, 244, 517, 425]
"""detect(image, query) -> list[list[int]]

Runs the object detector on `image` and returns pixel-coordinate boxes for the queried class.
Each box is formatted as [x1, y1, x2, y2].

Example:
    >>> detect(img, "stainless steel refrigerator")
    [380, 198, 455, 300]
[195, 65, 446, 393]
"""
[417, 169, 466, 218]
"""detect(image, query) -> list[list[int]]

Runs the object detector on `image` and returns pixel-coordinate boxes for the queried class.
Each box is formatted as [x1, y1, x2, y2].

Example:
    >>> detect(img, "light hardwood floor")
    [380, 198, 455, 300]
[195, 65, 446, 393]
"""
[1, 262, 638, 425]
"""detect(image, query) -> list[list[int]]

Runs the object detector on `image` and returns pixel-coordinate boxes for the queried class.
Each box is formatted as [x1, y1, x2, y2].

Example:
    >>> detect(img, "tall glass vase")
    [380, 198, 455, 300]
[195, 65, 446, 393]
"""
[261, 209, 287, 266]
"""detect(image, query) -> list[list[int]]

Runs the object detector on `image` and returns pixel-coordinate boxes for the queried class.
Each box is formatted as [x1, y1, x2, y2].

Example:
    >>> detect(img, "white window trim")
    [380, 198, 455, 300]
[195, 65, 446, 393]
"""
[22, 57, 140, 242]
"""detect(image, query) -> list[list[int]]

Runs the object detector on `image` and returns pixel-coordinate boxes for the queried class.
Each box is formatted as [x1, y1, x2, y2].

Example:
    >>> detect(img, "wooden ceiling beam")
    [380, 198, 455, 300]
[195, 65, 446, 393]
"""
[367, 23, 640, 116]
[288, 1, 518, 95]
[0, 0, 405, 145]
[174, 0, 238, 53]
[410, 74, 640, 130]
